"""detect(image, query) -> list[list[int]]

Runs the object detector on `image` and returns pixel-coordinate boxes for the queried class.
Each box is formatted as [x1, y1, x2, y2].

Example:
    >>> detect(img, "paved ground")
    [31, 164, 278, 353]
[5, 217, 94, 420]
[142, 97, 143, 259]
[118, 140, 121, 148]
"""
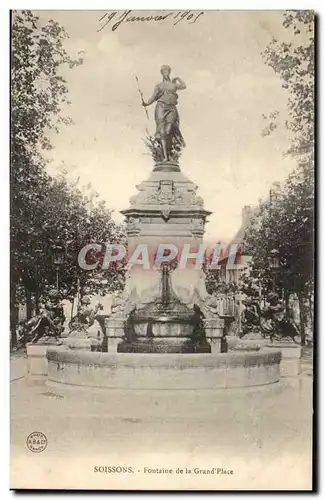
[10, 348, 313, 491]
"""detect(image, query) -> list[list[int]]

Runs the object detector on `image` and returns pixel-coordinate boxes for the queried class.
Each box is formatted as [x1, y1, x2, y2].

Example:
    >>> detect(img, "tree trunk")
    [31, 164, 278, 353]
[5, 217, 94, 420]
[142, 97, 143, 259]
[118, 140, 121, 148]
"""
[35, 287, 40, 315]
[308, 292, 313, 327]
[284, 288, 290, 316]
[10, 281, 18, 349]
[298, 293, 307, 346]
[25, 287, 33, 320]
[71, 297, 75, 320]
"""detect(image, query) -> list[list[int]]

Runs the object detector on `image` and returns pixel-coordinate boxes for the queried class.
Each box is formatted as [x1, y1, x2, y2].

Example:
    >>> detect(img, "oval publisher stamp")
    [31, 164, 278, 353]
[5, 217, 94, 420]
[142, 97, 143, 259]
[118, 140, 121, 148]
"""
[26, 432, 48, 453]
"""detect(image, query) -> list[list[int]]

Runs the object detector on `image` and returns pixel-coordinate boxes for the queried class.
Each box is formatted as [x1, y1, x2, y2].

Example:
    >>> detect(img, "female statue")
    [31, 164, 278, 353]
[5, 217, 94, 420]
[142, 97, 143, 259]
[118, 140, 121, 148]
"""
[143, 65, 186, 162]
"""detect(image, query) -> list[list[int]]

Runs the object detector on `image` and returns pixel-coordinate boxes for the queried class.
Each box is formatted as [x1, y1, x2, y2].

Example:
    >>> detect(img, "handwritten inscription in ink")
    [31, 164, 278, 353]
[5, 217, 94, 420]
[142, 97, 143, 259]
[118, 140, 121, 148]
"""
[97, 10, 204, 32]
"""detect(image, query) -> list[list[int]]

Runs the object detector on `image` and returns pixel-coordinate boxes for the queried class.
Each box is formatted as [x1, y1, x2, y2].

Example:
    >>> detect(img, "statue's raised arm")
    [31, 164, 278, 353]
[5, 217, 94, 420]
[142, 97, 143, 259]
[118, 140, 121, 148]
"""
[172, 76, 186, 90]
[143, 65, 186, 163]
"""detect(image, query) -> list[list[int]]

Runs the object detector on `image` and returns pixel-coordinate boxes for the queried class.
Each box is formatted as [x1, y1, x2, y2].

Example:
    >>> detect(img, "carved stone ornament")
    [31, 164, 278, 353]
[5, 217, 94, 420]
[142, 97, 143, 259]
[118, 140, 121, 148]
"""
[161, 204, 171, 221]
[159, 180, 174, 202]
[128, 180, 204, 209]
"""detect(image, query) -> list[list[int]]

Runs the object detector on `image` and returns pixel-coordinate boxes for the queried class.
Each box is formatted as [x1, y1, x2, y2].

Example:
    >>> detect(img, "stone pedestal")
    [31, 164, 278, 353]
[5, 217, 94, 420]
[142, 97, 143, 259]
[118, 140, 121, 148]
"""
[229, 332, 269, 351]
[62, 336, 92, 350]
[87, 323, 103, 352]
[267, 342, 301, 377]
[62, 322, 103, 351]
[105, 317, 125, 353]
[120, 161, 212, 307]
[62, 325, 95, 350]
[203, 317, 224, 354]
[26, 338, 59, 379]
[60, 327, 70, 338]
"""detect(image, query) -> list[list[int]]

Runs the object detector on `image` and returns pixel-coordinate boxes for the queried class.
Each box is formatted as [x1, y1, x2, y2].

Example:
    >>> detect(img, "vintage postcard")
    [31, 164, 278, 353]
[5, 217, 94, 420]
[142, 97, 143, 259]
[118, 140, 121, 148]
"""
[10, 9, 314, 491]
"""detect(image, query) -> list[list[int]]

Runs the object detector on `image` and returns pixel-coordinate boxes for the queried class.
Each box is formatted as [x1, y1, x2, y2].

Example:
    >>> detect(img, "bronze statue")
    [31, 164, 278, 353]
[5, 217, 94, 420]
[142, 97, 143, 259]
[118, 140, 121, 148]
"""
[261, 292, 300, 343]
[69, 295, 103, 334]
[190, 304, 208, 348]
[240, 296, 262, 338]
[143, 65, 186, 162]
[123, 307, 138, 343]
[24, 289, 65, 344]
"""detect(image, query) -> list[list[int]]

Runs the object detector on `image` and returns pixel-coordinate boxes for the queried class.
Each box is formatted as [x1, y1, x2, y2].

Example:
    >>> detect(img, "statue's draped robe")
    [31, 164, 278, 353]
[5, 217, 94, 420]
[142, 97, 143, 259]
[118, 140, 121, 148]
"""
[151, 80, 185, 147]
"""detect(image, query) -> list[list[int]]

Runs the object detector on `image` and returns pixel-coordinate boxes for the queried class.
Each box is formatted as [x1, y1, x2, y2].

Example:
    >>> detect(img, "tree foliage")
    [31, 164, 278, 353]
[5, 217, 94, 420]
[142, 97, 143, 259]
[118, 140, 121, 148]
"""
[244, 11, 314, 344]
[18, 173, 127, 304]
[10, 11, 126, 347]
[11, 10, 83, 156]
[244, 175, 313, 298]
[11, 10, 84, 294]
[261, 10, 314, 161]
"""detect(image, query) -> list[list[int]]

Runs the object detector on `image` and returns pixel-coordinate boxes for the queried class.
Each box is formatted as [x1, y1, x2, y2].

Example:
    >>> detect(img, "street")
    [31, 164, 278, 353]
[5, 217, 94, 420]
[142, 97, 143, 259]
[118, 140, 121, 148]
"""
[10, 349, 313, 490]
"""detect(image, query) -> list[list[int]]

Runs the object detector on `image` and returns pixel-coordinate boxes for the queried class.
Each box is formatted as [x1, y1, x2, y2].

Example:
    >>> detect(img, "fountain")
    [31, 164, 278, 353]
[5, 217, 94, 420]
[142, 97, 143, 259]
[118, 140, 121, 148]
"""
[46, 65, 281, 391]
[119, 265, 210, 353]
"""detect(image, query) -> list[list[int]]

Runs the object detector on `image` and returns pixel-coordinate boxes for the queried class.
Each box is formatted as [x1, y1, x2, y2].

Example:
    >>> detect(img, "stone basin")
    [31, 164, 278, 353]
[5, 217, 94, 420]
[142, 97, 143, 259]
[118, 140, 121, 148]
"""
[133, 317, 194, 338]
[46, 346, 281, 391]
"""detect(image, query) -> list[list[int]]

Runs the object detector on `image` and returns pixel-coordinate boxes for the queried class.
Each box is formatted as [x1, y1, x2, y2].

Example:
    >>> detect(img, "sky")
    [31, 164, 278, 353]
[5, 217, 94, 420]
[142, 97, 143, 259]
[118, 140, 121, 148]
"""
[37, 9, 303, 242]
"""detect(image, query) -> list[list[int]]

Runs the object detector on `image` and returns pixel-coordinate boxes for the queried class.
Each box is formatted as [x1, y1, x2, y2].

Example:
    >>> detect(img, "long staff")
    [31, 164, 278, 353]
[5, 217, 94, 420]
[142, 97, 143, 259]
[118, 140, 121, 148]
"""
[135, 75, 149, 121]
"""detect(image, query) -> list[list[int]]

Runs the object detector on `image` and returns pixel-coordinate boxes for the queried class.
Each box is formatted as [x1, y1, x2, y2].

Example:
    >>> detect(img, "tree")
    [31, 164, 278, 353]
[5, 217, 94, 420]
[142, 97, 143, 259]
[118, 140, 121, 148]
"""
[261, 10, 314, 162]
[11, 10, 83, 156]
[10, 10, 83, 346]
[30, 173, 126, 312]
[40, 174, 127, 305]
[243, 11, 314, 345]
[244, 174, 313, 344]
[10, 12, 128, 350]
[11, 167, 127, 339]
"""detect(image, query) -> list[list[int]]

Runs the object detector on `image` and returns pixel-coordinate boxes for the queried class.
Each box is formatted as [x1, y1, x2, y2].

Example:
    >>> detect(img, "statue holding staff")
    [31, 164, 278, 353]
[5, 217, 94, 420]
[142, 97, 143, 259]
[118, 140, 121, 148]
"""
[142, 65, 186, 162]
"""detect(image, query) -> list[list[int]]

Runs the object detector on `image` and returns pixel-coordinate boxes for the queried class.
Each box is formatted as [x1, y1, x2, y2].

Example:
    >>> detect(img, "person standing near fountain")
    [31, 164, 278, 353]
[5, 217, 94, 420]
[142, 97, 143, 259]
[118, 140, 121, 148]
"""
[142, 65, 186, 162]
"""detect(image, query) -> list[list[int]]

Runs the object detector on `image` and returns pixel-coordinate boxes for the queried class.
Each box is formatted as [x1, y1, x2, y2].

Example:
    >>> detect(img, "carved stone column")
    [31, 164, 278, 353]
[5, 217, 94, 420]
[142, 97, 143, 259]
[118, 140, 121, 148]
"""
[105, 316, 125, 353]
[203, 317, 225, 354]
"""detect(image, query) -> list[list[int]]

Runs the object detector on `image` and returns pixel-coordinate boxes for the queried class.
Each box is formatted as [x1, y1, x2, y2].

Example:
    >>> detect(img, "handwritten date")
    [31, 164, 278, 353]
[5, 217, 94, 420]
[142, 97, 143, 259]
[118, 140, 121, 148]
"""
[97, 10, 204, 32]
